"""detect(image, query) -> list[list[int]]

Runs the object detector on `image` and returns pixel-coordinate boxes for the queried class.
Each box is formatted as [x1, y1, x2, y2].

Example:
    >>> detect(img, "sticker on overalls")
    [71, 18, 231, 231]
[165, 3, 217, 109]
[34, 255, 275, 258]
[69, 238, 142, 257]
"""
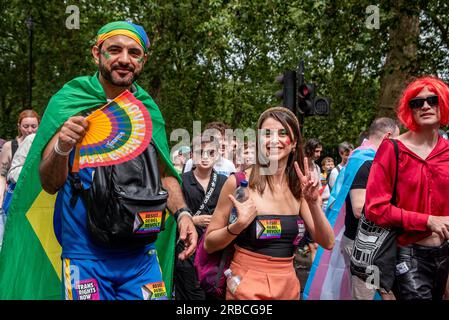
[134, 211, 162, 234]
[395, 261, 410, 275]
[256, 219, 282, 239]
[75, 279, 100, 300]
[141, 281, 168, 300]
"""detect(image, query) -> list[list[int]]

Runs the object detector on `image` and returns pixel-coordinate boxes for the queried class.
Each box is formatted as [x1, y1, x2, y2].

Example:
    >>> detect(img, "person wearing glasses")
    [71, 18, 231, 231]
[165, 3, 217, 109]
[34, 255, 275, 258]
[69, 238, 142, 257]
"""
[365, 76, 449, 300]
[175, 134, 227, 300]
[183, 122, 236, 177]
[172, 146, 190, 175]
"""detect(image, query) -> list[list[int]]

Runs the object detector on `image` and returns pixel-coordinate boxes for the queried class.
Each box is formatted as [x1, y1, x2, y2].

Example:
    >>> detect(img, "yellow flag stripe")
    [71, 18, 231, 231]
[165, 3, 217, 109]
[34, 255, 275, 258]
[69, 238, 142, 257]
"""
[63, 258, 73, 300]
[26, 191, 62, 279]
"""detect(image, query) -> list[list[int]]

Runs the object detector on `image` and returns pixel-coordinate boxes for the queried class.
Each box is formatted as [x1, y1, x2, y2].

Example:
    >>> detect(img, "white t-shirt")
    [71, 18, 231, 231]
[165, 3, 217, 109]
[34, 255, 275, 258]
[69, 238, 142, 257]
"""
[8, 133, 36, 184]
[328, 164, 343, 190]
[183, 157, 236, 177]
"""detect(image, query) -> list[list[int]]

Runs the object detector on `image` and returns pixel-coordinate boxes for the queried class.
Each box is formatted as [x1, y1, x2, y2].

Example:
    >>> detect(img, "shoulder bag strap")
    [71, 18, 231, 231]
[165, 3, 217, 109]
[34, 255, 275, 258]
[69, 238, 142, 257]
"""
[11, 139, 18, 159]
[389, 139, 399, 206]
[193, 171, 217, 216]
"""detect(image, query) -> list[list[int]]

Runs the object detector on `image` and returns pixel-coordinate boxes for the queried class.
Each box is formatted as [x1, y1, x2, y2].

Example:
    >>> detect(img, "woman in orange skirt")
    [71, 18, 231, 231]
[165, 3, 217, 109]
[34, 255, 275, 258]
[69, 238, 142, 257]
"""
[204, 107, 334, 300]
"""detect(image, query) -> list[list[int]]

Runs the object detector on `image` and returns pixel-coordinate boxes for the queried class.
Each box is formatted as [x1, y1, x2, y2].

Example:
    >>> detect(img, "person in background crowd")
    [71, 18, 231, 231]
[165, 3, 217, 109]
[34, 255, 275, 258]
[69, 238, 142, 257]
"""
[2, 133, 38, 216]
[0, 110, 40, 251]
[320, 156, 335, 185]
[0, 110, 40, 210]
[340, 117, 399, 300]
[172, 150, 185, 175]
[207, 121, 237, 164]
[365, 76, 449, 300]
[304, 138, 323, 188]
[172, 146, 190, 175]
[303, 138, 324, 261]
[205, 107, 334, 300]
[175, 134, 227, 300]
[235, 140, 256, 172]
[320, 156, 335, 212]
[327, 141, 354, 192]
[184, 122, 236, 177]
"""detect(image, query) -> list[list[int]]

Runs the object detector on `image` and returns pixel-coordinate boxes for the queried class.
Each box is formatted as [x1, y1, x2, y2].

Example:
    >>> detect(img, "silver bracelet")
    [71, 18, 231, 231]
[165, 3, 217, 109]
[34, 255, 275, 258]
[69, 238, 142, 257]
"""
[177, 211, 193, 223]
[53, 139, 73, 156]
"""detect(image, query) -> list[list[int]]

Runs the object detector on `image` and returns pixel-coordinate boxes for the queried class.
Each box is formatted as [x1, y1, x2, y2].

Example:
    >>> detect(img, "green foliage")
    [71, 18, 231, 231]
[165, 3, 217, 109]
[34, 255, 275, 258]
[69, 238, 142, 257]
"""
[1, 0, 448, 148]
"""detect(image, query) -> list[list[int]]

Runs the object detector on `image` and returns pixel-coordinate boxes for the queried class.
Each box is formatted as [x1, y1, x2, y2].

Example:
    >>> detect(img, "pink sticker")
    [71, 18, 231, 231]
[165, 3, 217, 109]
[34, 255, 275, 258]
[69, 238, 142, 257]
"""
[76, 279, 100, 300]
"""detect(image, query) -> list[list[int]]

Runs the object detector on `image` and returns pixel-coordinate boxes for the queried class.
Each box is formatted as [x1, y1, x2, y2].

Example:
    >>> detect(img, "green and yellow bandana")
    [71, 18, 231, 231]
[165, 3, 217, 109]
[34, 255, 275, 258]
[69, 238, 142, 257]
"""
[96, 21, 150, 52]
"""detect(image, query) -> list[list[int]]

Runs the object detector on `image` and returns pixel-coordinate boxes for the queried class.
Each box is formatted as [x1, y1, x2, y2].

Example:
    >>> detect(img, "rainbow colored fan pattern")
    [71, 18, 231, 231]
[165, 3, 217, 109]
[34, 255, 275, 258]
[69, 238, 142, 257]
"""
[73, 90, 152, 171]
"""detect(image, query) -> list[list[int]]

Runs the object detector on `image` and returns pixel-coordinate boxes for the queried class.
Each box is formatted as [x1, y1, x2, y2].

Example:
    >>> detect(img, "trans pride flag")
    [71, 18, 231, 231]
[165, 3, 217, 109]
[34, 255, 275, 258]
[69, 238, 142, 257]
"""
[303, 141, 376, 300]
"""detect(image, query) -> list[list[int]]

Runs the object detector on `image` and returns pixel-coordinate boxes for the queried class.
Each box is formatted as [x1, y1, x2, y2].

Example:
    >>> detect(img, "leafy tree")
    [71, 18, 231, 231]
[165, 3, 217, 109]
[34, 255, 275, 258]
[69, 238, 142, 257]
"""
[1, 0, 449, 149]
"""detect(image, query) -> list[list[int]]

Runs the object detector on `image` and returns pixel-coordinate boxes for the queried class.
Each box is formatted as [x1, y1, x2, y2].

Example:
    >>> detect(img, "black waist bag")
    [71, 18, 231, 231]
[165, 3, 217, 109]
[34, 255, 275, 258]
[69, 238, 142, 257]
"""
[81, 141, 168, 249]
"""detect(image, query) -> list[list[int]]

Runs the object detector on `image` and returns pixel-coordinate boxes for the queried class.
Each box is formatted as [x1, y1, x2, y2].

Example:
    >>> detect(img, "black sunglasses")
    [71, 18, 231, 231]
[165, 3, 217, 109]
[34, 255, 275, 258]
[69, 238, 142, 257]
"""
[408, 95, 438, 109]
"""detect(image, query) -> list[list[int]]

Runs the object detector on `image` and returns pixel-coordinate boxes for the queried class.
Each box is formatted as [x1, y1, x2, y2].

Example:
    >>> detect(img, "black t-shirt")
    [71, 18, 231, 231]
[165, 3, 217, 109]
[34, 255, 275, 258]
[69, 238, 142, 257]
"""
[344, 160, 373, 240]
[180, 169, 227, 239]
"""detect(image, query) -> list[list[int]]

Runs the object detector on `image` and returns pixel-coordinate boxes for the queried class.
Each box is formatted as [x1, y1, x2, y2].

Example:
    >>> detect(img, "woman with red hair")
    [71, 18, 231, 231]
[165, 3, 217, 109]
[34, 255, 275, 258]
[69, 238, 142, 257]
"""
[0, 110, 40, 210]
[0, 110, 40, 249]
[365, 76, 449, 300]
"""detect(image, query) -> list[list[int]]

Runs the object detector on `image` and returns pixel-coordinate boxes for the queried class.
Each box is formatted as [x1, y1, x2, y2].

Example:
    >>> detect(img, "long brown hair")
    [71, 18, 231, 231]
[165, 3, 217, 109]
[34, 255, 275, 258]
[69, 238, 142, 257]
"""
[17, 109, 40, 138]
[249, 107, 304, 200]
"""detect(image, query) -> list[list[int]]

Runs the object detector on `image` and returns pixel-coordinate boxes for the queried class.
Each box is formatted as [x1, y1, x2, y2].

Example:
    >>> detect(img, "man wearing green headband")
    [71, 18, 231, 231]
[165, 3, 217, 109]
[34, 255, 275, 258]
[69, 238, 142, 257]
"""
[34, 21, 197, 300]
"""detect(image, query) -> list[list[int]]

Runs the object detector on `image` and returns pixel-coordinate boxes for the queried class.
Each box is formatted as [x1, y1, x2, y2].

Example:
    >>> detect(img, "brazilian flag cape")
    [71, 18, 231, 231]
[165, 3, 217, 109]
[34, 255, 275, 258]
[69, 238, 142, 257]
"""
[0, 73, 178, 299]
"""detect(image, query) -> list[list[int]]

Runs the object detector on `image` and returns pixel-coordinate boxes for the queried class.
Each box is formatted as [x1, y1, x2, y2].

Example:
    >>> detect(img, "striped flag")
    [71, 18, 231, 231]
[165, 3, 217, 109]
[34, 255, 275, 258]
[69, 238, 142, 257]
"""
[303, 143, 376, 300]
[0, 73, 178, 299]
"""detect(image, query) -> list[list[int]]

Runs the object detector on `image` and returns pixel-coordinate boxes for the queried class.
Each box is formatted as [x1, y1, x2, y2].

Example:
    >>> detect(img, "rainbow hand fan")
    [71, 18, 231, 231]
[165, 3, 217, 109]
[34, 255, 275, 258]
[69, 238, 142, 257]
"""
[72, 90, 152, 172]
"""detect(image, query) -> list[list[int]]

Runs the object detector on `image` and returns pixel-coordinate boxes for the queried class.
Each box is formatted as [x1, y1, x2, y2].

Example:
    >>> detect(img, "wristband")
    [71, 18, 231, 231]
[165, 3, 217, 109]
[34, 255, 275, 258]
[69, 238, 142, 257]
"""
[174, 207, 193, 222]
[226, 224, 239, 236]
[54, 139, 73, 156]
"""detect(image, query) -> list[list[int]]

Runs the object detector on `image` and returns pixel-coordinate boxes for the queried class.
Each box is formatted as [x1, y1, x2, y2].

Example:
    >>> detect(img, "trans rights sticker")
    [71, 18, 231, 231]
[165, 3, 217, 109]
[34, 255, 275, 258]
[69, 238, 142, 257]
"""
[256, 219, 282, 239]
[141, 281, 168, 300]
[134, 211, 162, 234]
[75, 279, 100, 300]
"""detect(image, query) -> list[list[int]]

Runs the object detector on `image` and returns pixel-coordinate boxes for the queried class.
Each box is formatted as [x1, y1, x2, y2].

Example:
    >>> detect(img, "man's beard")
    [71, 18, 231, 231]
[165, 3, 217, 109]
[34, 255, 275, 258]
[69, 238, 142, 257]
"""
[99, 59, 142, 87]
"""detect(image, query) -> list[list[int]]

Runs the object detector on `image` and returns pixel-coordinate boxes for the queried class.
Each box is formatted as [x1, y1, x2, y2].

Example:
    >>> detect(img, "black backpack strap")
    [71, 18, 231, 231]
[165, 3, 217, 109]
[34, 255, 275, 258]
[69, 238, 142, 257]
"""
[67, 154, 84, 208]
[69, 172, 83, 207]
[11, 139, 18, 159]
[389, 139, 399, 206]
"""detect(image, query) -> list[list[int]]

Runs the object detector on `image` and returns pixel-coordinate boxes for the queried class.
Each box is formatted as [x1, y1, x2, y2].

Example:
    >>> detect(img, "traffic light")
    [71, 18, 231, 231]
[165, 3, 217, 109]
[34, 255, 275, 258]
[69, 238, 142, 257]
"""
[297, 83, 331, 116]
[274, 62, 331, 117]
[313, 97, 331, 115]
[298, 83, 315, 115]
[275, 70, 297, 113]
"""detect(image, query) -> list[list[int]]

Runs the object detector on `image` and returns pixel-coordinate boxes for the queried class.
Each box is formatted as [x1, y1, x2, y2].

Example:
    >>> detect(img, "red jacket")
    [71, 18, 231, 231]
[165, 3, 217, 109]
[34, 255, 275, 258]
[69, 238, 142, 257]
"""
[365, 137, 449, 246]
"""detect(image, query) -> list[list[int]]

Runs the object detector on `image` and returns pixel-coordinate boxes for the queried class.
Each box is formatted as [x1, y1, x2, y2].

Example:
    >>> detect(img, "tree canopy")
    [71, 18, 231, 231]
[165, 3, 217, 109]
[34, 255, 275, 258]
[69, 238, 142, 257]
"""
[1, 0, 449, 148]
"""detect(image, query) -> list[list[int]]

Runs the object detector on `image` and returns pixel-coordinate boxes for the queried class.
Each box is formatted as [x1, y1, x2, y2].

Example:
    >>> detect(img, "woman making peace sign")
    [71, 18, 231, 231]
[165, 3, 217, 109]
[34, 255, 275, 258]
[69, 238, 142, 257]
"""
[204, 107, 334, 300]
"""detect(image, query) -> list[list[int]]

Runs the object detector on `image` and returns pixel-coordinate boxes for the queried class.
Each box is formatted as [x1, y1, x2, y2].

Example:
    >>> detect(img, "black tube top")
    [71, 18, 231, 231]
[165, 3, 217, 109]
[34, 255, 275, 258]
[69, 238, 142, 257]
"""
[236, 214, 298, 258]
